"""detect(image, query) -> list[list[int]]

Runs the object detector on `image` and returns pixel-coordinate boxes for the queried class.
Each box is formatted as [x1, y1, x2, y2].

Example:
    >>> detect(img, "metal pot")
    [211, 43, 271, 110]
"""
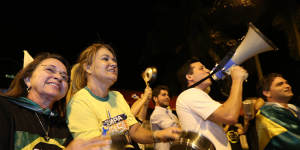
[170, 131, 215, 150]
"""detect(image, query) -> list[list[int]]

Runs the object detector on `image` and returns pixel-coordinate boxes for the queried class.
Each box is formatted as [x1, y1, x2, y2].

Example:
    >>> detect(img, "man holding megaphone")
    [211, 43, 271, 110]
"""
[176, 57, 248, 150]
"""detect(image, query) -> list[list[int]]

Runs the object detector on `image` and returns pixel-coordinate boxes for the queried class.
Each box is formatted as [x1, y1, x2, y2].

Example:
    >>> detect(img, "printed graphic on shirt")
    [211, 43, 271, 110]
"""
[226, 130, 239, 143]
[102, 110, 129, 136]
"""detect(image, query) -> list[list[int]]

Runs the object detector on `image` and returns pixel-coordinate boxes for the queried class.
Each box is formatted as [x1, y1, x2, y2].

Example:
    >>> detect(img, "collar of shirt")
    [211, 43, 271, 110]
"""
[265, 102, 298, 110]
[155, 106, 168, 112]
[155, 106, 175, 115]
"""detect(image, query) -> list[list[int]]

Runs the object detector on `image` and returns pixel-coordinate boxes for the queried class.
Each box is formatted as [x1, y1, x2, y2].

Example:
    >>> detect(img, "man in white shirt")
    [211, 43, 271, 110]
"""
[176, 57, 248, 150]
[150, 85, 180, 150]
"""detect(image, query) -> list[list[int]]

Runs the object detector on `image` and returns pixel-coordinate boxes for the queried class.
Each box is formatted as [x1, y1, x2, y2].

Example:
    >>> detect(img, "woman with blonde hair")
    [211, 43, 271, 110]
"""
[66, 43, 181, 149]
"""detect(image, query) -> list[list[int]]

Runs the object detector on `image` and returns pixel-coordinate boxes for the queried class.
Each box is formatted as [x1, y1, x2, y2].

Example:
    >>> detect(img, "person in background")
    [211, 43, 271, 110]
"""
[150, 85, 180, 150]
[130, 86, 152, 150]
[256, 73, 300, 150]
[0, 52, 110, 150]
[176, 57, 248, 150]
[66, 43, 181, 149]
[224, 97, 264, 150]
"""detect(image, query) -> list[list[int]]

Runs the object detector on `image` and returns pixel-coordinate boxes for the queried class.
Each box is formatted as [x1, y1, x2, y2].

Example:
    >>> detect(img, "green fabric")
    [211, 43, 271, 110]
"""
[261, 105, 300, 134]
[14, 131, 67, 149]
[85, 87, 109, 101]
[8, 96, 57, 116]
[0, 95, 72, 149]
[258, 104, 300, 150]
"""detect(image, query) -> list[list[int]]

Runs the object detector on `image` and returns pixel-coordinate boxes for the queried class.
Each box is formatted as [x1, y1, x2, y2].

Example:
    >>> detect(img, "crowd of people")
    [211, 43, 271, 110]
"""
[0, 42, 299, 150]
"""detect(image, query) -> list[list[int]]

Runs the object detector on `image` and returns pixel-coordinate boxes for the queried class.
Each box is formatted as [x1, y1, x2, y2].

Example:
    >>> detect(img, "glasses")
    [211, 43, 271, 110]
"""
[41, 65, 69, 82]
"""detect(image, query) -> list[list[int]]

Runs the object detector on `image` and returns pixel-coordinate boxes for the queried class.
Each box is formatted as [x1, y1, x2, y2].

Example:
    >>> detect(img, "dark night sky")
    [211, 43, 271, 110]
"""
[0, 1, 299, 102]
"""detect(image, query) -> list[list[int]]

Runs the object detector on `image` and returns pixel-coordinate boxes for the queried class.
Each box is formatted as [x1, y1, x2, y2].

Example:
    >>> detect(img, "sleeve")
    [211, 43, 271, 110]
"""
[182, 89, 221, 120]
[66, 97, 101, 140]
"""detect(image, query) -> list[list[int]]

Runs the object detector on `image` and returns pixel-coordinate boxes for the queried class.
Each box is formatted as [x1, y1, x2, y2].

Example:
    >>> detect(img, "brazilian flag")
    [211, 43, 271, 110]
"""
[256, 104, 300, 150]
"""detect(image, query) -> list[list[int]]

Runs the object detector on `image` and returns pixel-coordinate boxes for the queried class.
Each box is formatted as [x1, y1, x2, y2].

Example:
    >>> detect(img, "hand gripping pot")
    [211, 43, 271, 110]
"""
[170, 131, 215, 150]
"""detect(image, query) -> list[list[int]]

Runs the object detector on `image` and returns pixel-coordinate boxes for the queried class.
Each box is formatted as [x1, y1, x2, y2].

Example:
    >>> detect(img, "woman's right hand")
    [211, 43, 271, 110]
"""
[153, 127, 182, 142]
[142, 86, 152, 101]
[66, 136, 111, 150]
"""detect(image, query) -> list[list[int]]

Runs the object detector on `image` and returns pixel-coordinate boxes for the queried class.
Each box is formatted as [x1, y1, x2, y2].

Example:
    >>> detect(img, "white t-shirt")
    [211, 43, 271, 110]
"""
[176, 88, 231, 150]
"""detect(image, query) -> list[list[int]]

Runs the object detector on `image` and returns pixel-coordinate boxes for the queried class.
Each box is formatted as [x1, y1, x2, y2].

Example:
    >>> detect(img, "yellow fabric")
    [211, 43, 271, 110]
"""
[256, 111, 287, 150]
[22, 137, 65, 150]
[67, 89, 137, 140]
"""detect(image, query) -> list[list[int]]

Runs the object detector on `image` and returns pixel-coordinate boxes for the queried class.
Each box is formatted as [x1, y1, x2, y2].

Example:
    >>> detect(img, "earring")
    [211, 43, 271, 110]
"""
[26, 87, 31, 93]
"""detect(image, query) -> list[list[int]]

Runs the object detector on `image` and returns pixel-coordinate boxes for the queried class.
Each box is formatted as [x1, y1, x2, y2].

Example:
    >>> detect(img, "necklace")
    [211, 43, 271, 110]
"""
[35, 112, 50, 141]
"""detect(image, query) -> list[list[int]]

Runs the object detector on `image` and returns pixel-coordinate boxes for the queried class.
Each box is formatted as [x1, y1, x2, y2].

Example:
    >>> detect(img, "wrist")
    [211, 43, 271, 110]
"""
[152, 131, 160, 143]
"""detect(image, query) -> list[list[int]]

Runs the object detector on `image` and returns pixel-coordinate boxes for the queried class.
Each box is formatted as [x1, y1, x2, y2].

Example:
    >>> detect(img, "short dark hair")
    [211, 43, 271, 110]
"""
[177, 57, 201, 90]
[152, 85, 169, 104]
[257, 73, 283, 100]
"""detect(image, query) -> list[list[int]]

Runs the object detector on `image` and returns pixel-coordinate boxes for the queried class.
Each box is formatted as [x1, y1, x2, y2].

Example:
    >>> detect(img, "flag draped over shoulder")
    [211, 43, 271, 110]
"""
[256, 104, 300, 150]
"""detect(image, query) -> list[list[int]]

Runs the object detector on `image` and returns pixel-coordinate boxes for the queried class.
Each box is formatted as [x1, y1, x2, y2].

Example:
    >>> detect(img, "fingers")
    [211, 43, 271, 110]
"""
[145, 87, 152, 94]
[230, 66, 248, 81]
[144, 86, 152, 92]
[82, 136, 111, 147]
[157, 127, 182, 142]
[144, 87, 152, 100]
[231, 66, 247, 74]
[171, 127, 182, 135]
[140, 93, 144, 99]
[170, 127, 182, 140]
[66, 136, 112, 150]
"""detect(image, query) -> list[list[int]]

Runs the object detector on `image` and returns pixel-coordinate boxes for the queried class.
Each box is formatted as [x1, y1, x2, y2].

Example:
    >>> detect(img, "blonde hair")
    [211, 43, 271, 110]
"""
[66, 63, 81, 102]
[66, 43, 116, 103]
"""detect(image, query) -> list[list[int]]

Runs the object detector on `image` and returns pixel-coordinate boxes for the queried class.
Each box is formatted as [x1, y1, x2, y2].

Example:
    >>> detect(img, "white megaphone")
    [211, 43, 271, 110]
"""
[212, 22, 278, 80]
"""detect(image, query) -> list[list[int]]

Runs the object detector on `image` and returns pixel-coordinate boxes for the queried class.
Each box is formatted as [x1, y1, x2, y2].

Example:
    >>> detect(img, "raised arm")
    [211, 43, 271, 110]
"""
[130, 86, 152, 121]
[207, 66, 248, 125]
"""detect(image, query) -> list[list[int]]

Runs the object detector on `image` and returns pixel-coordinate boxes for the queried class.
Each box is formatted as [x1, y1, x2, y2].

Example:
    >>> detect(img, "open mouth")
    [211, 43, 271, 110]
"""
[107, 68, 117, 72]
[47, 82, 60, 89]
[283, 88, 291, 92]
